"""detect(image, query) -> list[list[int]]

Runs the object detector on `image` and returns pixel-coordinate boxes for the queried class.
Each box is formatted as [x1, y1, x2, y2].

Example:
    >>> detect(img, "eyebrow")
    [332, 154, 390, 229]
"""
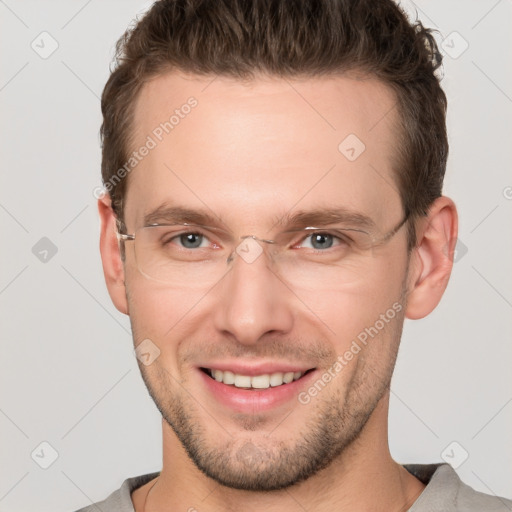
[143, 204, 224, 227]
[143, 203, 376, 232]
[273, 208, 376, 231]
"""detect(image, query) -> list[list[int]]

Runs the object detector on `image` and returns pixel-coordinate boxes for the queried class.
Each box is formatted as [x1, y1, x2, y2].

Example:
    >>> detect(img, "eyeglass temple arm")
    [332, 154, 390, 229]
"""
[116, 232, 135, 242]
[377, 210, 411, 243]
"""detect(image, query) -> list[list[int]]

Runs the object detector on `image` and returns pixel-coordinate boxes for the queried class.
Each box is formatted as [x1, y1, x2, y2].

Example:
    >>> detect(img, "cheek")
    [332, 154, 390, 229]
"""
[124, 247, 207, 330]
[126, 286, 187, 378]
[307, 255, 407, 352]
[125, 271, 193, 342]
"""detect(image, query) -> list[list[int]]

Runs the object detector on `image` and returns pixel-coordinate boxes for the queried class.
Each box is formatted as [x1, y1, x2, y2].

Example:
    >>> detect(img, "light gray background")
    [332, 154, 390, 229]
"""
[1, 1, 511, 510]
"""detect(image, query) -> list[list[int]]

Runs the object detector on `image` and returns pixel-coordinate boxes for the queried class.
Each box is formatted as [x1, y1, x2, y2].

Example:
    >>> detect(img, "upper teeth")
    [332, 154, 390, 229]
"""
[209, 369, 303, 389]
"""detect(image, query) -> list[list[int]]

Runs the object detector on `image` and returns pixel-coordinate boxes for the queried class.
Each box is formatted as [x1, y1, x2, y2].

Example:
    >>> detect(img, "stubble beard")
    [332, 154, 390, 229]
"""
[130, 269, 409, 491]
[137, 325, 403, 492]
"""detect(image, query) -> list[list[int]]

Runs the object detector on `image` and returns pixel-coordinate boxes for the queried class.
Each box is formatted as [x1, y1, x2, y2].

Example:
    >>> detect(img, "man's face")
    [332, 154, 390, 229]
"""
[120, 71, 412, 490]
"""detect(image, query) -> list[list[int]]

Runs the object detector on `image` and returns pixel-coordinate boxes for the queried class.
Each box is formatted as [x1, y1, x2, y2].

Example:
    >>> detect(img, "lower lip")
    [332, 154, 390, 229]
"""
[198, 368, 318, 413]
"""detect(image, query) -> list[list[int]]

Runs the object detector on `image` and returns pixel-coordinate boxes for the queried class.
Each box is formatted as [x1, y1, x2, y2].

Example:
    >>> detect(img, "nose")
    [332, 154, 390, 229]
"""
[212, 239, 294, 346]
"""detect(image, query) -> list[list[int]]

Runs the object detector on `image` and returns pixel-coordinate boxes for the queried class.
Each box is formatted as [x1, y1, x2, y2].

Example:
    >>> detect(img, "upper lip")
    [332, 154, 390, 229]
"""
[198, 361, 316, 376]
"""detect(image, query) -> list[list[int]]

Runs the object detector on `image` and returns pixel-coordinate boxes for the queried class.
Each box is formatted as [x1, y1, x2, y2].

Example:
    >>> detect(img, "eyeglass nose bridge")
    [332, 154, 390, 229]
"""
[226, 234, 277, 264]
[240, 234, 276, 244]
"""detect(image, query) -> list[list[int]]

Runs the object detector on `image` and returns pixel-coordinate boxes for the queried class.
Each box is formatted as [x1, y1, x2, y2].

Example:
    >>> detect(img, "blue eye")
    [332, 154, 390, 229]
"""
[178, 232, 205, 249]
[298, 231, 347, 251]
[308, 233, 335, 250]
[160, 230, 211, 250]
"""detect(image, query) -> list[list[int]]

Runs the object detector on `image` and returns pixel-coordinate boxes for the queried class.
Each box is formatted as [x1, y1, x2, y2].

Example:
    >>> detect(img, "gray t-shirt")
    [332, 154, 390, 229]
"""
[74, 463, 512, 511]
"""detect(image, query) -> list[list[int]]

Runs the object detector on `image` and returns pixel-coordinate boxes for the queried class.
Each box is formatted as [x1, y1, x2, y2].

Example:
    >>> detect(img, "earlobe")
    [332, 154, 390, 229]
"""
[98, 195, 129, 315]
[405, 197, 458, 320]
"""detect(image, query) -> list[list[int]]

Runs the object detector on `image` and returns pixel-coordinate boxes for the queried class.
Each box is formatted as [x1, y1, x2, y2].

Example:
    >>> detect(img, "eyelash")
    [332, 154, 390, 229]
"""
[164, 230, 351, 250]
[296, 231, 352, 249]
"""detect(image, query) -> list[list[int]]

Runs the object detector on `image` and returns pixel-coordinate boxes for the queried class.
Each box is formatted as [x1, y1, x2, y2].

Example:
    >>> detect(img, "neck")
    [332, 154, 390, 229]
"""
[134, 394, 426, 512]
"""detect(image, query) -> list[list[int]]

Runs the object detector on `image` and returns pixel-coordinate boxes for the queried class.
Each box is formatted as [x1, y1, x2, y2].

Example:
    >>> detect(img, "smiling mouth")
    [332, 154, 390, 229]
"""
[200, 367, 315, 389]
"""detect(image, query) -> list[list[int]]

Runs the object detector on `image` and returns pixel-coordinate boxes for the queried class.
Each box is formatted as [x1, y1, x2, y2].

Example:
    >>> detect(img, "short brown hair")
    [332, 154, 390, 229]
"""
[101, 0, 447, 247]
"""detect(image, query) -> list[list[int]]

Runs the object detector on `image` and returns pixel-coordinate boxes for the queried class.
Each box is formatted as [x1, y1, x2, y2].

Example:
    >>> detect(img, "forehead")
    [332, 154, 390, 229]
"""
[124, 71, 402, 230]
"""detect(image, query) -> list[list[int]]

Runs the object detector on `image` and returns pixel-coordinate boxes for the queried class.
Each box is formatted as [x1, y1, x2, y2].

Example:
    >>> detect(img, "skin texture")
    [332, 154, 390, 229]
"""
[99, 71, 457, 511]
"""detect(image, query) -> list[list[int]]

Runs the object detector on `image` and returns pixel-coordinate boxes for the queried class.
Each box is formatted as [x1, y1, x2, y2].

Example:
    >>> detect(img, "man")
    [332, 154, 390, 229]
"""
[76, 0, 511, 510]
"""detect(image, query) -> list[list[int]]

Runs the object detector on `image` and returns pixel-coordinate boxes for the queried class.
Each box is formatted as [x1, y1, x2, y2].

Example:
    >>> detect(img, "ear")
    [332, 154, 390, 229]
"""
[405, 196, 458, 320]
[98, 195, 129, 315]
